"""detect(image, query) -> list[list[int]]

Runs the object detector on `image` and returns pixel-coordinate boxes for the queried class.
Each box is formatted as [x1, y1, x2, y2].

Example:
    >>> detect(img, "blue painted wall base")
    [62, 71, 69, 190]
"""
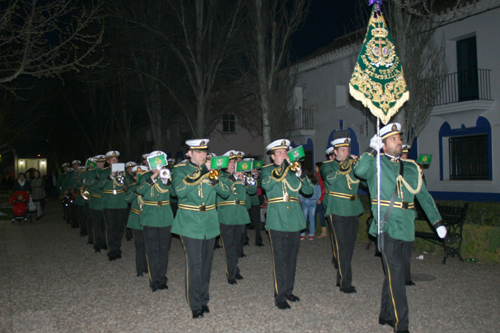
[429, 191, 500, 202]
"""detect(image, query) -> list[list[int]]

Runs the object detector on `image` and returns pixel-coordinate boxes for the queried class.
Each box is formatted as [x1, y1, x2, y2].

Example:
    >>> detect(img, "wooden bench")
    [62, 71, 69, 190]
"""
[415, 203, 469, 264]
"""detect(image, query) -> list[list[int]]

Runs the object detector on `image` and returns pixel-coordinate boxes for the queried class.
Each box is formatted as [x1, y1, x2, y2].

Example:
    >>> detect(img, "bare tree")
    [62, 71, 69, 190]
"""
[246, 0, 309, 155]
[0, 0, 104, 90]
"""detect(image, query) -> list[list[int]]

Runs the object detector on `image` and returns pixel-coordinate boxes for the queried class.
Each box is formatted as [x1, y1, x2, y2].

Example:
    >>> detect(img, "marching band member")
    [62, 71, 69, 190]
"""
[261, 139, 313, 310]
[322, 138, 363, 293]
[98, 151, 128, 261]
[125, 161, 138, 241]
[171, 139, 230, 319]
[354, 123, 446, 333]
[85, 155, 107, 252]
[125, 165, 149, 277]
[218, 150, 257, 285]
[136, 151, 176, 292]
[321, 146, 338, 268]
[243, 158, 264, 247]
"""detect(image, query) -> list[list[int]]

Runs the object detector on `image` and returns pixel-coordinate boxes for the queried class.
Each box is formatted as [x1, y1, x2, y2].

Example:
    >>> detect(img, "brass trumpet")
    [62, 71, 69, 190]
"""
[290, 161, 301, 172]
[116, 172, 125, 184]
[209, 169, 220, 181]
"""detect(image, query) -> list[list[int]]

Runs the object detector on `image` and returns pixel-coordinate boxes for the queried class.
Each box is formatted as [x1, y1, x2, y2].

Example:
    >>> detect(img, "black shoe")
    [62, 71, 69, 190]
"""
[108, 256, 116, 261]
[275, 301, 291, 310]
[137, 273, 143, 277]
[340, 286, 357, 294]
[286, 294, 300, 302]
[214, 243, 222, 249]
[101, 245, 108, 250]
[238, 253, 247, 258]
[192, 310, 204, 319]
[228, 279, 237, 285]
[406, 280, 415, 286]
[255, 243, 264, 247]
[126, 238, 132, 241]
[336, 282, 340, 287]
[378, 318, 394, 327]
[152, 286, 160, 292]
[243, 241, 249, 246]
[94, 248, 101, 253]
[87, 241, 94, 245]
[201, 305, 210, 314]
[158, 283, 168, 290]
[235, 273, 244, 280]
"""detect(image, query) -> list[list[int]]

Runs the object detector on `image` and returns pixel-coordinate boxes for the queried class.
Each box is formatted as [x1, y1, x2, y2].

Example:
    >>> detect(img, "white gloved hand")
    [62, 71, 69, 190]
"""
[436, 226, 447, 239]
[370, 134, 384, 150]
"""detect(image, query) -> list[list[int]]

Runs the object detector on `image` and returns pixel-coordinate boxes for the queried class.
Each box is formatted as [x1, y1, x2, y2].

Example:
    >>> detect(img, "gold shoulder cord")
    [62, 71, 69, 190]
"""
[151, 182, 169, 197]
[337, 160, 360, 190]
[112, 177, 123, 189]
[396, 160, 423, 200]
[137, 195, 144, 210]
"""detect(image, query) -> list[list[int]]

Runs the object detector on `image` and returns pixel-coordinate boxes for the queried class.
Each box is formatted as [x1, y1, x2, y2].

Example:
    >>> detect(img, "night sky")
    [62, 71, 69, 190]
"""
[291, 0, 359, 60]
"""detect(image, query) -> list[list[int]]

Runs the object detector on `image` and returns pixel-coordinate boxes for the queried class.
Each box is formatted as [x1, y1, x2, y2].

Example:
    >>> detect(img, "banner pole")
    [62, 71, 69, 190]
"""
[376, 116, 383, 253]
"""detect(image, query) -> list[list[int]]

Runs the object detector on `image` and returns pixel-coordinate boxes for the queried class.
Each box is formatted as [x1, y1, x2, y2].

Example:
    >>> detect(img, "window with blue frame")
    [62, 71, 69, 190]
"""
[449, 134, 489, 180]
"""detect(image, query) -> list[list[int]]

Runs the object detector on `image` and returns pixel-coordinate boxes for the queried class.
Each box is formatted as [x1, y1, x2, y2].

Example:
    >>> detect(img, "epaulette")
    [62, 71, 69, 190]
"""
[102, 167, 109, 170]
[262, 163, 274, 168]
[323, 159, 335, 164]
[174, 163, 186, 168]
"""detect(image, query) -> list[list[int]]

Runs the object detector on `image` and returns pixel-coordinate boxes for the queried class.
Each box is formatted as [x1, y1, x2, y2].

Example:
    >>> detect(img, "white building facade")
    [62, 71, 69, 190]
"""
[294, 0, 500, 202]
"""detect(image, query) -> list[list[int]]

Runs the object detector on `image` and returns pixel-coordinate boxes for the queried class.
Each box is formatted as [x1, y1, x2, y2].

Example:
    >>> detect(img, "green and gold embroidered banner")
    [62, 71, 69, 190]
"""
[349, 5, 409, 125]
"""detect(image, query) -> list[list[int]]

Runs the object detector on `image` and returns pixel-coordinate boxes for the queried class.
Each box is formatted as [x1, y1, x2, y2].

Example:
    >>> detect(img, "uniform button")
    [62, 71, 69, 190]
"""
[287, 206, 289, 209]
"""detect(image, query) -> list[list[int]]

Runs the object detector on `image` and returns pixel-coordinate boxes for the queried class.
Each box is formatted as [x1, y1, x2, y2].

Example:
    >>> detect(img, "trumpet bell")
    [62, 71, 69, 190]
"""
[80, 185, 91, 201]
[209, 169, 220, 181]
[290, 161, 301, 172]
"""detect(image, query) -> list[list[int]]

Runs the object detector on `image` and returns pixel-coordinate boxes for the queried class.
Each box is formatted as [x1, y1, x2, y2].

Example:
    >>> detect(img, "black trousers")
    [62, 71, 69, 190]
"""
[90, 209, 106, 250]
[69, 204, 79, 228]
[379, 234, 412, 332]
[74, 205, 86, 233]
[268, 229, 300, 303]
[180, 236, 215, 312]
[330, 214, 359, 289]
[133, 229, 148, 276]
[84, 203, 93, 243]
[103, 208, 128, 257]
[248, 205, 263, 245]
[403, 241, 413, 283]
[220, 223, 245, 280]
[326, 214, 338, 266]
[143, 226, 173, 290]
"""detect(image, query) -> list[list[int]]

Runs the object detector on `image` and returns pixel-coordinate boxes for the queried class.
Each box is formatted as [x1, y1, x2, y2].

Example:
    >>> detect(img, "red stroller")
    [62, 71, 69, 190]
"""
[9, 191, 33, 223]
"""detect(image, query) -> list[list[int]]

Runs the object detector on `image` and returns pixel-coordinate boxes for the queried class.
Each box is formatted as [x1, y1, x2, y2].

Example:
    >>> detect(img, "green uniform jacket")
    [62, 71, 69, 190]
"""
[217, 172, 256, 225]
[64, 171, 75, 192]
[171, 162, 230, 239]
[136, 172, 175, 228]
[85, 168, 103, 210]
[125, 183, 143, 230]
[354, 150, 442, 241]
[320, 161, 334, 210]
[72, 170, 87, 206]
[321, 158, 364, 217]
[261, 163, 314, 232]
[98, 167, 128, 209]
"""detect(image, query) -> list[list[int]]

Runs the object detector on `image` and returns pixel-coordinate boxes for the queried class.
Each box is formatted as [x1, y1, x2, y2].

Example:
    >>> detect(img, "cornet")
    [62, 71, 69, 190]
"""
[209, 169, 220, 181]
[243, 174, 256, 186]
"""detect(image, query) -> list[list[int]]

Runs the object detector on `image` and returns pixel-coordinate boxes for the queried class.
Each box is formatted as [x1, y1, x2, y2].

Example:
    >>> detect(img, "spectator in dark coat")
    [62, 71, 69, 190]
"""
[12, 173, 32, 193]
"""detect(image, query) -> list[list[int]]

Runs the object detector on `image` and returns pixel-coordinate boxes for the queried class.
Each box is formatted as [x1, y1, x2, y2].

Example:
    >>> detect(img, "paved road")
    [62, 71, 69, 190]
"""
[1, 201, 499, 332]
